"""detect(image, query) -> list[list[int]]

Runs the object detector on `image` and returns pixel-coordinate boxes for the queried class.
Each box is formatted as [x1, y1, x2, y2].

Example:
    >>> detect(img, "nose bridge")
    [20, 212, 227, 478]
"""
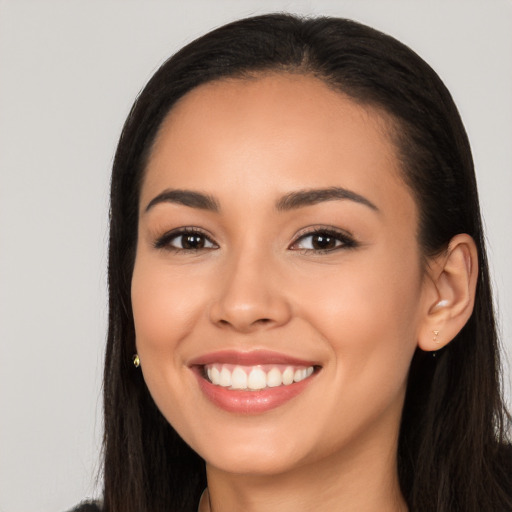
[209, 239, 291, 332]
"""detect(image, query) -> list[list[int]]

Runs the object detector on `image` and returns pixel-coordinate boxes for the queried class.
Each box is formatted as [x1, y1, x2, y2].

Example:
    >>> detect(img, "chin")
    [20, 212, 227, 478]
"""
[187, 422, 318, 477]
[204, 447, 306, 476]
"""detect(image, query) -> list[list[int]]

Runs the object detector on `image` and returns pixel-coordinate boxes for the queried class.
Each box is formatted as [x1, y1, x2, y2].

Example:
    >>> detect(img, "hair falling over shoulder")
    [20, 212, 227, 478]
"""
[102, 13, 512, 512]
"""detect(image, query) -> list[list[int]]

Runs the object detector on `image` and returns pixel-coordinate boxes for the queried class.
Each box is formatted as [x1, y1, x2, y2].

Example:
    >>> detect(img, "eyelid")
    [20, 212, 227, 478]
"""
[152, 224, 356, 253]
[154, 226, 218, 251]
[289, 225, 357, 252]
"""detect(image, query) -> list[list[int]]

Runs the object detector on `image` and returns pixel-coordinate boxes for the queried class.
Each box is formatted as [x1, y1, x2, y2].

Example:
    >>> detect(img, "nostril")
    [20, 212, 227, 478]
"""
[216, 317, 272, 329]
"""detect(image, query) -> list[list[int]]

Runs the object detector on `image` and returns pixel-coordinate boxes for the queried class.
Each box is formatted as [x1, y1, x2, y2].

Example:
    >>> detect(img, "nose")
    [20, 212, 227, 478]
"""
[208, 250, 292, 333]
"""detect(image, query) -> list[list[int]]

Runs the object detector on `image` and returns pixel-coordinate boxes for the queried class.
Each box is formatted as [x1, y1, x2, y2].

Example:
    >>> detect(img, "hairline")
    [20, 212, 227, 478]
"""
[140, 69, 426, 256]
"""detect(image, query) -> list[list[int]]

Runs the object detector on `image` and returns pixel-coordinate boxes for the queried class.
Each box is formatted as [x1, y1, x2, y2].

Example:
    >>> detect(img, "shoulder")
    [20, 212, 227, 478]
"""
[67, 501, 102, 512]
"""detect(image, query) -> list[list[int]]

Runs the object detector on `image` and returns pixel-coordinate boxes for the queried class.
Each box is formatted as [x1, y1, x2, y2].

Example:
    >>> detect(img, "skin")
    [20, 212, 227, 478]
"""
[131, 73, 476, 511]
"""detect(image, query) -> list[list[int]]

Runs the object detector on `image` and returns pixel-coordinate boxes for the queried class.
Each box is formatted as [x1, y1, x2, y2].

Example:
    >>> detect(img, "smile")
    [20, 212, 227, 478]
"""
[205, 363, 315, 390]
[190, 350, 320, 413]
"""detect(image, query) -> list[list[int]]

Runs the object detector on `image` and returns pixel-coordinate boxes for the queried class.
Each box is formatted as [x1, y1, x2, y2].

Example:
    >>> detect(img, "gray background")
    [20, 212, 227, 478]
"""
[1, 1, 511, 510]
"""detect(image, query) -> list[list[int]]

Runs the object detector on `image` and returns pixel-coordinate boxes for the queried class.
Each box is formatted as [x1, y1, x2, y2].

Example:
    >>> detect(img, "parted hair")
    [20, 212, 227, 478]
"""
[103, 13, 511, 512]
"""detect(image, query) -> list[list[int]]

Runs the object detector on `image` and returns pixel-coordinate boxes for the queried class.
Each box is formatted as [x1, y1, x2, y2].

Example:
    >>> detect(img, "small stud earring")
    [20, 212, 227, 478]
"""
[133, 354, 140, 368]
[433, 330, 440, 344]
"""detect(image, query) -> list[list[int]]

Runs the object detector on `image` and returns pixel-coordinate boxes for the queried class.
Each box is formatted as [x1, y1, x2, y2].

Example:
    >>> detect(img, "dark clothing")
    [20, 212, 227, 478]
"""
[68, 502, 102, 512]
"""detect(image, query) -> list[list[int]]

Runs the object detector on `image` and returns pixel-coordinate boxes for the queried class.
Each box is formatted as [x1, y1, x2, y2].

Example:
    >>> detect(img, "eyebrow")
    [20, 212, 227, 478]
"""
[275, 187, 379, 212]
[145, 189, 220, 213]
[144, 186, 378, 214]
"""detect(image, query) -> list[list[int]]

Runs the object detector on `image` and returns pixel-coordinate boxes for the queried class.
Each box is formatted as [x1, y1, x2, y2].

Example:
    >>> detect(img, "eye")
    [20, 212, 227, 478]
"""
[155, 228, 218, 251]
[290, 228, 356, 253]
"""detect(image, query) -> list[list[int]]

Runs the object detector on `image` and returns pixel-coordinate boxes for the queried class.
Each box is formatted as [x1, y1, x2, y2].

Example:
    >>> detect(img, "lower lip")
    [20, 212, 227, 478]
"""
[194, 369, 317, 414]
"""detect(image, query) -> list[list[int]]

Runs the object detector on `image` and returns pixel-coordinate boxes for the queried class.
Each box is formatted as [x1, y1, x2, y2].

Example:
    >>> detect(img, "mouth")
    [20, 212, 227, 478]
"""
[189, 350, 321, 413]
[203, 363, 315, 391]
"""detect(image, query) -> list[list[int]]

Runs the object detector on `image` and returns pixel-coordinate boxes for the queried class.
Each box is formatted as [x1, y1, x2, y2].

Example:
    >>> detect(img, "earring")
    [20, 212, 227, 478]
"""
[432, 330, 440, 344]
[133, 354, 140, 368]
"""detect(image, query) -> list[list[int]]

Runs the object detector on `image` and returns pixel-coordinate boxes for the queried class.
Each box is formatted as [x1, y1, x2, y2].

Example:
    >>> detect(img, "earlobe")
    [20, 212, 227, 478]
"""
[418, 234, 478, 352]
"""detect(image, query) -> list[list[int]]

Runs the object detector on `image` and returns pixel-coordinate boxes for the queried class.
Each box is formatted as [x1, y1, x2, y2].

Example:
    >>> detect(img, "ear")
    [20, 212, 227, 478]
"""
[417, 234, 478, 351]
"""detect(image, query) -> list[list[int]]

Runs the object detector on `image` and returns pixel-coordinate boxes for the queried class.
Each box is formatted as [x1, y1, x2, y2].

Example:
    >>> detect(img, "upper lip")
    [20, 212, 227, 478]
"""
[188, 349, 320, 367]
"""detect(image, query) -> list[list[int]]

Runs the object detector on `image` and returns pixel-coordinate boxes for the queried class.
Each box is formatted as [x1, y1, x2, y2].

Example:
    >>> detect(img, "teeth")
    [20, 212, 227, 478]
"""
[231, 366, 247, 389]
[282, 367, 294, 385]
[294, 368, 306, 382]
[266, 367, 282, 387]
[210, 366, 220, 385]
[204, 363, 315, 391]
[248, 367, 267, 390]
[219, 366, 232, 387]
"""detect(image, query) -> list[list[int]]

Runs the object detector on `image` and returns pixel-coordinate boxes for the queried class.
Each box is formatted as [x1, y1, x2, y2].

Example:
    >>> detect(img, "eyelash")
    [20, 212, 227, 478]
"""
[289, 227, 358, 254]
[154, 227, 217, 252]
[154, 226, 357, 254]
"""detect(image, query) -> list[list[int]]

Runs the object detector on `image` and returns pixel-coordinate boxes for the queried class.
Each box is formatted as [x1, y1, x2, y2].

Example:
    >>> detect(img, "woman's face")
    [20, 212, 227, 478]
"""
[131, 74, 430, 476]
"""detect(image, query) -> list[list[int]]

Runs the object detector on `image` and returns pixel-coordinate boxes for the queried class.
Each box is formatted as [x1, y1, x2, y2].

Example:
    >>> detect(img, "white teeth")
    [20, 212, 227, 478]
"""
[294, 368, 307, 382]
[210, 366, 220, 385]
[282, 366, 294, 385]
[205, 363, 315, 390]
[219, 366, 232, 387]
[248, 368, 267, 390]
[266, 367, 282, 387]
[231, 366, 248, 389]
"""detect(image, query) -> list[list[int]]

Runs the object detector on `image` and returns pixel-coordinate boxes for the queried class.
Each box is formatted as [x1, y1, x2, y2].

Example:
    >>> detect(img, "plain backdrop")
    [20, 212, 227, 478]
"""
[1, 1, 511, 511]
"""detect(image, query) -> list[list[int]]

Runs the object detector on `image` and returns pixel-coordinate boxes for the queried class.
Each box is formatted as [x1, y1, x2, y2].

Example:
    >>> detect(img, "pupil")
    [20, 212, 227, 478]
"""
[313, 234, 335, 250]
[183, 234, 204, 249]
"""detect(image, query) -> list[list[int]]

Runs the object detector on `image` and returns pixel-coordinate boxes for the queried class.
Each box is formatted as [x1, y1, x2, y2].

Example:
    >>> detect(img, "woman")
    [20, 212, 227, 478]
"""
[77, 13, 511, 512]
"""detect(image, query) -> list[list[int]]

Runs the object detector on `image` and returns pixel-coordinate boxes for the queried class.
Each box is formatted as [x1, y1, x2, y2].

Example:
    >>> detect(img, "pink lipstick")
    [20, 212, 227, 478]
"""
[189, 350, 319, 414]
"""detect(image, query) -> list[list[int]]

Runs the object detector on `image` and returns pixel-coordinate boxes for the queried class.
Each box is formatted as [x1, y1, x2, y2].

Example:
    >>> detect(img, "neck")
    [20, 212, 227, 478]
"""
[203, 430, 407, 512]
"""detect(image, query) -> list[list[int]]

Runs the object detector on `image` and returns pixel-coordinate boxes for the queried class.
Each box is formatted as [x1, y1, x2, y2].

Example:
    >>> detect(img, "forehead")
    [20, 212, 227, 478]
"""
[151, 73, 398, 164]
[142, 73, 414, 220]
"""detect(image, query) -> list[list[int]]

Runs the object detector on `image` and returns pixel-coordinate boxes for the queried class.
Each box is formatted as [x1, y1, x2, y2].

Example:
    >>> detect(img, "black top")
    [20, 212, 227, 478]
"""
[68, 502, 102, 512]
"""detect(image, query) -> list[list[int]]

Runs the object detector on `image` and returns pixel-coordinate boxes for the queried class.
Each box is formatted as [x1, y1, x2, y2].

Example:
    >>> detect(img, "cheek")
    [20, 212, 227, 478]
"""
[131, 256, 209, 354]
[296, 248, 423, 384]
[130, 255, 209, 433]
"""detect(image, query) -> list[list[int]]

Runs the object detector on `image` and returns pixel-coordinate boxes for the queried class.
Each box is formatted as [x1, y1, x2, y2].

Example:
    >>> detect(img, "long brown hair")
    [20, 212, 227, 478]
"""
[103, 14, 511, 512]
